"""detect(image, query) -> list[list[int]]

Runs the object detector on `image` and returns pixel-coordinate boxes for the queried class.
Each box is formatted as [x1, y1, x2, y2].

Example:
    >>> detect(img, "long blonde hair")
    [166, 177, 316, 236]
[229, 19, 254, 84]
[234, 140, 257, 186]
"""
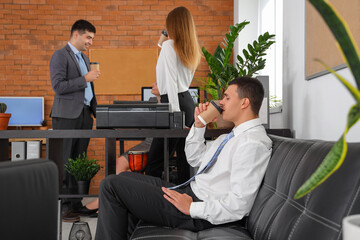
[166, 6, 201, 72]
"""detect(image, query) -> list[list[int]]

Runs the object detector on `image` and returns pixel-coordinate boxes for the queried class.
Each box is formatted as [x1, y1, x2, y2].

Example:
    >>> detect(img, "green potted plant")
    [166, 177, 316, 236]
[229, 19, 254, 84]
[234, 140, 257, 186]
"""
[65, 152, 101, 194]
[201, 21, 275, 128]
[293, 0, 360, 237]
[0, 103, 11, 130]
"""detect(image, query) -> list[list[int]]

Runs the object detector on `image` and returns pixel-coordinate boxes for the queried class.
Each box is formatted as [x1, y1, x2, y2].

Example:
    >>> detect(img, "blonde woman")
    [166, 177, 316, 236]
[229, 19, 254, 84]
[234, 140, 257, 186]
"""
[156, 6, 201, 122]
[145, 6, 201, 182]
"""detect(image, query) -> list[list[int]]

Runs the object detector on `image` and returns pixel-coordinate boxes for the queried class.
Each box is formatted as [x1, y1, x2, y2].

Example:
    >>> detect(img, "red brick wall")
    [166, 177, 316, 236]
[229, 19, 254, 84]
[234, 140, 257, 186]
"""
[0, 0, 233, 191]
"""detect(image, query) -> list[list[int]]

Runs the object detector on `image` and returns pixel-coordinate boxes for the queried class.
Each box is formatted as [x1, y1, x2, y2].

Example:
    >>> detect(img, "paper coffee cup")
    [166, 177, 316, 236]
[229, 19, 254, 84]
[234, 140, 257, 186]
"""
[90, 62, 100, 71]
[197, 101, 223, 125]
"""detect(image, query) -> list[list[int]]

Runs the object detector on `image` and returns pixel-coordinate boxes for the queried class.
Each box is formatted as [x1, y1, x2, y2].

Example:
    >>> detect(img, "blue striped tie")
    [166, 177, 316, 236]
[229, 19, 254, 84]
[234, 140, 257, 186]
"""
[168, 131, 234, 190]
[75, 52, 93, 105]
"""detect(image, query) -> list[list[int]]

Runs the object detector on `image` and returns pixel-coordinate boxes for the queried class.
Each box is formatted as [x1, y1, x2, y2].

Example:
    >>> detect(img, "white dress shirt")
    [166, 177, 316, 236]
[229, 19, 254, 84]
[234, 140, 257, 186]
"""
[156, 39, 195, 112]
[186, 118, 272, 225]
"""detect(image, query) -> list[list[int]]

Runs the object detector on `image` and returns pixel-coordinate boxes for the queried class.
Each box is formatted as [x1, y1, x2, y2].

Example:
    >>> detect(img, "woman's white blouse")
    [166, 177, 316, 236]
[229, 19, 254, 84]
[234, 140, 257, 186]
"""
[156, 39, 194, 112]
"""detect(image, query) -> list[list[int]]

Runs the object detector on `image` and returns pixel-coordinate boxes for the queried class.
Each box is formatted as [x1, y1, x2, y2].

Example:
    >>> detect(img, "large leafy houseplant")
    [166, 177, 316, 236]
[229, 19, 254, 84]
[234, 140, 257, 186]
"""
[65, 152, 101, 181]
[202, 21, 275, 100]
[294, 0, 360, 199]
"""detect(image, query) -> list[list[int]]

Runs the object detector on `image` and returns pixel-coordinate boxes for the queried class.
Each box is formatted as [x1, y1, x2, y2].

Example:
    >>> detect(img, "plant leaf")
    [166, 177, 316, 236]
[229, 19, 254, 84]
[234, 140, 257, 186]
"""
[223, 21, 250, 66]
[64, 152, 101, 181]
[202, 46, 222, 78]
[243, 49, 250, 59]
[315, 59, 360, 104]
[294, 135, 347, 199]
[294, 104, 360, 199]
[248, 44, 256, 56]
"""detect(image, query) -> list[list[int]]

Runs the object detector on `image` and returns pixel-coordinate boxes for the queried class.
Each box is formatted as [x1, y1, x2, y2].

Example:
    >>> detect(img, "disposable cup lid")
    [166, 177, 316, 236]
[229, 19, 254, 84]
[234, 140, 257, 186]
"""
[210, 101, 223, 114]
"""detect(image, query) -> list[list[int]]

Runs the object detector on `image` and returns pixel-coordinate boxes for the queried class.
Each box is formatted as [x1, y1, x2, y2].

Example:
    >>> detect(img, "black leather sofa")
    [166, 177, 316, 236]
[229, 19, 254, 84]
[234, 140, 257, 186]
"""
[0, 159, 58, 240]
[130, 135, 360, 240]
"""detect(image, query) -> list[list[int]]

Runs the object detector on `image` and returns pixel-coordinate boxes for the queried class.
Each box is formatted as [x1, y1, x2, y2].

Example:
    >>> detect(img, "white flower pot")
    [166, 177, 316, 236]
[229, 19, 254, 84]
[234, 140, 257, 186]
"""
[343, 215, 360, 240]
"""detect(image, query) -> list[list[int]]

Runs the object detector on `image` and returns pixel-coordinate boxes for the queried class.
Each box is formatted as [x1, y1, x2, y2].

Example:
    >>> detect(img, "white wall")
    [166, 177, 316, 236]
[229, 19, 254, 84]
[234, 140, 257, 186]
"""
[234, 0, 259, 65]
[282, 0, 360, 142]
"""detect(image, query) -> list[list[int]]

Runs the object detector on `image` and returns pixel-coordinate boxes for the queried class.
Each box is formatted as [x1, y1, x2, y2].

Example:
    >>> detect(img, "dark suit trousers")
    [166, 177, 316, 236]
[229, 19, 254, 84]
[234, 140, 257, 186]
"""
[145, 91, 195, 183]
[95, 172, 214, 240]
[52, 106, 93, 208]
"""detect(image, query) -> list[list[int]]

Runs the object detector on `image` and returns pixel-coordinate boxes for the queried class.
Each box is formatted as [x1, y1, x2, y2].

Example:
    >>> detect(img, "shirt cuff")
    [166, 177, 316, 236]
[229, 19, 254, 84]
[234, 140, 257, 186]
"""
[189, 125, 206, 141]
[190, 201, 206, 219]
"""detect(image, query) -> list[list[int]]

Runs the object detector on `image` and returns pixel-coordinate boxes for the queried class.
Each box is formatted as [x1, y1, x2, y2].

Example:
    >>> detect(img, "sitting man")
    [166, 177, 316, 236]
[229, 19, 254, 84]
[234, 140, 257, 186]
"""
[95, 77, 272, 239]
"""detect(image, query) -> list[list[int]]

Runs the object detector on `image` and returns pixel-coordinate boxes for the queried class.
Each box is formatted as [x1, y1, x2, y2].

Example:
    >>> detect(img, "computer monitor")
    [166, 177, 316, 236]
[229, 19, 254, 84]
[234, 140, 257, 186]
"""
[141, 87, 200, 104]
[0, 97, 44, 126]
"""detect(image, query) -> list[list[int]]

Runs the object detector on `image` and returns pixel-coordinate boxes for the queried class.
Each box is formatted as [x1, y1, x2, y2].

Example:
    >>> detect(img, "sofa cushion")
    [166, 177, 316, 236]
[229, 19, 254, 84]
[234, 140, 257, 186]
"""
[248, 135, 360, 240]
[131, 221, 252, 240]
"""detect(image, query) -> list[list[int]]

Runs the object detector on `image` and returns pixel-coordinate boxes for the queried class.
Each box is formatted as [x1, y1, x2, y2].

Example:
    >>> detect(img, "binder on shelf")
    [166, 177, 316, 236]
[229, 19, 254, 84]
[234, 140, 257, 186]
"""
[26, 141, 42, 159]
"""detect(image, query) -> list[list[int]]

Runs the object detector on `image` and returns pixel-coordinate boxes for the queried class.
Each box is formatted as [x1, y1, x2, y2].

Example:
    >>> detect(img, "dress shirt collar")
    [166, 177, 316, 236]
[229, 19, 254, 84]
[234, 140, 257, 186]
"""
[232, 118, 262, 137]
[67, 42, 81, 56]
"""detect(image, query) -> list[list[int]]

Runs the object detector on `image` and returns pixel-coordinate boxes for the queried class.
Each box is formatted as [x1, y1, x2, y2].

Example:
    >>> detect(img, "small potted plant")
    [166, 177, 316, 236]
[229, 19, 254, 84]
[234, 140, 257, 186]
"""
[0, 103, 11, 130]
[65, 152, 101, 194]
[39, 120, 47, 130]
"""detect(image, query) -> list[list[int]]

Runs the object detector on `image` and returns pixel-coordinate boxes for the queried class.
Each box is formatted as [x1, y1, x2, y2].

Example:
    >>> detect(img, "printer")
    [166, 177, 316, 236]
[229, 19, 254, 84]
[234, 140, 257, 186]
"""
[96, 101, 184, 129]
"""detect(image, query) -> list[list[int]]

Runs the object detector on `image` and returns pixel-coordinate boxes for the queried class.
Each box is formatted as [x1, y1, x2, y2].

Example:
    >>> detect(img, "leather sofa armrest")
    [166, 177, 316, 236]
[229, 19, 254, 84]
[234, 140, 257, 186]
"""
[0, 159, 58, 240]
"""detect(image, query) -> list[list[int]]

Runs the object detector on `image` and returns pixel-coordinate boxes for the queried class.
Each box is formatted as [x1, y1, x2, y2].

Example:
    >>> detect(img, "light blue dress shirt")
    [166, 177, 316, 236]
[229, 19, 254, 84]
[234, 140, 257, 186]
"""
[67, 42, 93, 106]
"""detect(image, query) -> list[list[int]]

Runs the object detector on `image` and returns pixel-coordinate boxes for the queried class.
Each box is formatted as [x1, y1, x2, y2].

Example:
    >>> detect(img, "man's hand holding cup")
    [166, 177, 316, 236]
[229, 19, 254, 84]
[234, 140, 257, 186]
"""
[85, 70, 100, 82]
[194, 101, 223, 128]
[85, 62, 100, 82]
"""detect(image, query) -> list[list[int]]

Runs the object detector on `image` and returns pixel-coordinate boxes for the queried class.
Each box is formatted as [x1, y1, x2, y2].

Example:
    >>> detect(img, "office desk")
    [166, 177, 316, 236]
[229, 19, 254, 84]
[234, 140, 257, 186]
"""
[0, 129, 233, 183]
[0, 128, 291, 183]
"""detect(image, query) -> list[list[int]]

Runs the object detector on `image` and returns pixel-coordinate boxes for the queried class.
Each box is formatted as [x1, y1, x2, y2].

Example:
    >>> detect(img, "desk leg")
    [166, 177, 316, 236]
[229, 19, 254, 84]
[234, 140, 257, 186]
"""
[163, 137, 169, 182]
[0, 139, 9, 161]
[119, 140, 124, 155]
[106, 138, 116, 176]
[47, 138, 64, 189]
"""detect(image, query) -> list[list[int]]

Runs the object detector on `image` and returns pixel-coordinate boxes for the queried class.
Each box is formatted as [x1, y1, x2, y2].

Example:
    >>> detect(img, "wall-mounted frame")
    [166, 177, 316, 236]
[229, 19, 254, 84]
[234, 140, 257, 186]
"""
[305, 0, 360, 80]
[89, 48, 158, 95]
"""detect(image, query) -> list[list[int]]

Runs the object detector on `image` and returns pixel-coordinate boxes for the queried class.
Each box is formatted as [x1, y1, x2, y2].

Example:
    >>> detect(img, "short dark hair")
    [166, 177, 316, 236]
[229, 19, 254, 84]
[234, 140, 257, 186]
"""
[71, 19, 96, 36]
[228, 77, 264, 115]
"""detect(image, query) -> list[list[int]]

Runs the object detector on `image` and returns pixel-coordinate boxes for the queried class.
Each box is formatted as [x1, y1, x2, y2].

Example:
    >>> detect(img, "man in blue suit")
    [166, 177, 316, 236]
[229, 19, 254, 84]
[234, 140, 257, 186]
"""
[49, 19, 100, 220]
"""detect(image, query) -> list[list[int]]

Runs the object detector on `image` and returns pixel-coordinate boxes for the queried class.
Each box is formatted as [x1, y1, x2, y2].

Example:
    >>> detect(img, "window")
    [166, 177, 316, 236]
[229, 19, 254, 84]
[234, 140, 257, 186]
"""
[234, 0, 283, 102]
